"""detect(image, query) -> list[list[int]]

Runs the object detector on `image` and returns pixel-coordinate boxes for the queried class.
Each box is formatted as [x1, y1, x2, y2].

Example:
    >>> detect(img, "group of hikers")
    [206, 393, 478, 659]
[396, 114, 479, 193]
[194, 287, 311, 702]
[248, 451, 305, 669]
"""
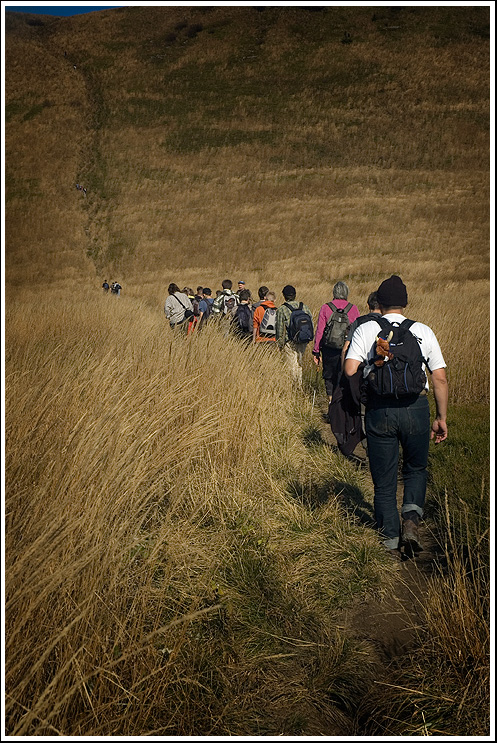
[165, 275, 448, 562]
[102, 280, 122, 296]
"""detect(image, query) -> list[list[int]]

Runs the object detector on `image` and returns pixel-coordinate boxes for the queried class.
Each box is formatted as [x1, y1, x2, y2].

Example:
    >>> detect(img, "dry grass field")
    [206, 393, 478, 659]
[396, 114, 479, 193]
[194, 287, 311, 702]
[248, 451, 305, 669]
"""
[3, 5, 491, 737]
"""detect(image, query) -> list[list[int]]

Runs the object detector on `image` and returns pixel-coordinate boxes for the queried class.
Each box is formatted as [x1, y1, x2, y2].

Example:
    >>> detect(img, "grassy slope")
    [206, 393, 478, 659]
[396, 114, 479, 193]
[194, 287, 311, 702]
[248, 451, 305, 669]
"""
[4, 6, 491, 737]
[5, 6, 489, 279]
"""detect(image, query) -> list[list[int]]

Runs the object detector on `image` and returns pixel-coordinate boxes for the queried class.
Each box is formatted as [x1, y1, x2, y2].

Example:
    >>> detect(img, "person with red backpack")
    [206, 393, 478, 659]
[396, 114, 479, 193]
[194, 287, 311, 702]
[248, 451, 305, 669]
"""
[312, 281, 359, 403]
[344, 275, 448, 560]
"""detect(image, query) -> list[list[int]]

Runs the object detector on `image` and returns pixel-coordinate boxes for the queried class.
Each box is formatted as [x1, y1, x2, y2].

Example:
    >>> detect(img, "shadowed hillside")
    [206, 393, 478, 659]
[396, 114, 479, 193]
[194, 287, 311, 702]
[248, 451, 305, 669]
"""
[5, 5, 490, 287]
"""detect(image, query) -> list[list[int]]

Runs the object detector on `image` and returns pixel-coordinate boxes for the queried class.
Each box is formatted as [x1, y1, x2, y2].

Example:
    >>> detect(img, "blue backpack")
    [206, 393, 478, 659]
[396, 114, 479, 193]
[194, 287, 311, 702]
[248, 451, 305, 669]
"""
[284, 302, 314, 344]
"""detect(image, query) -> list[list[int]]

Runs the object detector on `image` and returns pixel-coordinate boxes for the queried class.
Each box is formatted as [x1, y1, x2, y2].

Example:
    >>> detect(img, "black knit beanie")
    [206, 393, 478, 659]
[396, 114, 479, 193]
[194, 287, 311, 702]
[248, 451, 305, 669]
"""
[377, 275, 408, 307]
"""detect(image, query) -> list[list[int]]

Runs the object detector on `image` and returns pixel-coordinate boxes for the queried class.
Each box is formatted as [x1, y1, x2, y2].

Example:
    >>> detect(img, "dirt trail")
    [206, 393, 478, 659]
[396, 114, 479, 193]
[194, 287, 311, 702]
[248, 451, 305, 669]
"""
[319, 407, 438, 666]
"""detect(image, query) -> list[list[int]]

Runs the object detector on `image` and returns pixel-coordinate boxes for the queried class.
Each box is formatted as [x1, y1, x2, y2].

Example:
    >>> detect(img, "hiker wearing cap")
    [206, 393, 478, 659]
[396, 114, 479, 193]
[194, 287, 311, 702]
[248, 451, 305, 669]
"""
[236, 280, 246, 296]
[344, 275, 448, 560]
[164, 283, 194, 330]
[313, 281, 360, 403]
[275, 285, 314, 388]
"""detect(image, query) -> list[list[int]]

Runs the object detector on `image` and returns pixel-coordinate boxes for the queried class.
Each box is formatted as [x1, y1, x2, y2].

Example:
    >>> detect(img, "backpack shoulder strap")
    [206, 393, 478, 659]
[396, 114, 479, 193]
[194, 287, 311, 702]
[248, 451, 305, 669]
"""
[174, 294, 187, 310]
[298, 302, 303, 311]
[371, 315, 390, 331]
[327, 301, 337, 312]
[344, 302, 353, 315]
[398, 319, 432, 372]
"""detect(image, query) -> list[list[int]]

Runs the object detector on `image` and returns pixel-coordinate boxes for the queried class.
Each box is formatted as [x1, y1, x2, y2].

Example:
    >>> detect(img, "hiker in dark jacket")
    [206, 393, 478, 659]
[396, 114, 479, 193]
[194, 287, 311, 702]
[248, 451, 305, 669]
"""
[329, 291, 382, 457]
[344, 275, 448, 560]
[231, 289, 253, 342]
[313, 281, 359, 403]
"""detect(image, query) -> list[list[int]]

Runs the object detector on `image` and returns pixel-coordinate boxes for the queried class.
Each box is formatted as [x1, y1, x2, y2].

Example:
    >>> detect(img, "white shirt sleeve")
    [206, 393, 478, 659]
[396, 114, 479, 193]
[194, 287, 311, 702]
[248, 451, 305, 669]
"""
[411, 323, 446, 372]
[346, 322, 376, 363]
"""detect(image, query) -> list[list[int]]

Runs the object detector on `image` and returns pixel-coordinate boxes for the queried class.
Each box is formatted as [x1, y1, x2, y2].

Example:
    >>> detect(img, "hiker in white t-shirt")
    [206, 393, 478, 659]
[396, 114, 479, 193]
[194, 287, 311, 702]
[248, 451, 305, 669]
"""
[344, 275, 448, 561]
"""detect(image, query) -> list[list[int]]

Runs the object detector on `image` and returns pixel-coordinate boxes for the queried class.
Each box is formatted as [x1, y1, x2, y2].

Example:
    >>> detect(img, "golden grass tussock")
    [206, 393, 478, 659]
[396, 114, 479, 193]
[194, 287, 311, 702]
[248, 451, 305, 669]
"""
[5, 289, 393, 736]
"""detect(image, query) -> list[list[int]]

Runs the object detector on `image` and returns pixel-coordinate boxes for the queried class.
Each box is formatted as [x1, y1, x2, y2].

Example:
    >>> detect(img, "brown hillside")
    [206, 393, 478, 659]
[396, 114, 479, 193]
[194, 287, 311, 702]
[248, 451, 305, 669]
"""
[5, 5, 490, 293]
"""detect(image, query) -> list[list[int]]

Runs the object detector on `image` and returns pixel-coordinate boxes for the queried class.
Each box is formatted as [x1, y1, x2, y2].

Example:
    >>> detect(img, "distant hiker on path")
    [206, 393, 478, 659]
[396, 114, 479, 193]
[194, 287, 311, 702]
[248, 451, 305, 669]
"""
[164, 283, 194, 329]
[110, 281, 122, 296]
[313, 281, 359, 403]
[194, 286, 204, 308]
[253, 291, 277, 343]
[276, 285, 314, 388]
[102, 280, 109, 293]
[344, 275, 448, 560]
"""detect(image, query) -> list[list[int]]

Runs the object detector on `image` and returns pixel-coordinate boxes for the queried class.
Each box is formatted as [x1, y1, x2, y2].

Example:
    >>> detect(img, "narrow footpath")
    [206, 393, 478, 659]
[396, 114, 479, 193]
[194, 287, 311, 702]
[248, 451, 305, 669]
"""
[318, 401, 439, 680]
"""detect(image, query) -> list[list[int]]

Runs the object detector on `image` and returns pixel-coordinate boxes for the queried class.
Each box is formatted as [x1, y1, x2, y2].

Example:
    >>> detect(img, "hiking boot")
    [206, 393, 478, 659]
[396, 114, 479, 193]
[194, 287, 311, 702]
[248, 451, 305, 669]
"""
[402, 519, 422, 554]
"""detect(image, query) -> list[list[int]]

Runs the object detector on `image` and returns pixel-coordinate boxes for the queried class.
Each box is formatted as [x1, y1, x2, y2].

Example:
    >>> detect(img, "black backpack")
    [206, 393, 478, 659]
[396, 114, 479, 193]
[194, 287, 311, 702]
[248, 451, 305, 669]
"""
[322, 302, 353, 349]
[232, 304, 253, 336]
[284, 302, 314, 344]
[366, 316, 428, 398]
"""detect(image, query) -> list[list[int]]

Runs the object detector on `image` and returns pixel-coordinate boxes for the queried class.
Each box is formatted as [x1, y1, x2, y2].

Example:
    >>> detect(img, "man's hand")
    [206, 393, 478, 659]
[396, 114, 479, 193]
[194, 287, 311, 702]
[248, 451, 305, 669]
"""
[431, 418, 448, 444]
[430, 369, 448, 443]
[313, 354, 320, 366]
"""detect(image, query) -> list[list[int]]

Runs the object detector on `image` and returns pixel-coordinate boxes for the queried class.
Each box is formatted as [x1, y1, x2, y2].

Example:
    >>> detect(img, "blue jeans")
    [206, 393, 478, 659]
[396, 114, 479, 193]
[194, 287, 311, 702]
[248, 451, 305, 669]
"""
[365, 394, 430, 549]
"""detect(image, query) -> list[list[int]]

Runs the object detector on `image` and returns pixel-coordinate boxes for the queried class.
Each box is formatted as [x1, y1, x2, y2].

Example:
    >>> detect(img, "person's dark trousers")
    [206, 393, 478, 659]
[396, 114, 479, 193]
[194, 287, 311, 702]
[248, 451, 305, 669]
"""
[365, 394, 430, 549]
[321, 347, 342, 397]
